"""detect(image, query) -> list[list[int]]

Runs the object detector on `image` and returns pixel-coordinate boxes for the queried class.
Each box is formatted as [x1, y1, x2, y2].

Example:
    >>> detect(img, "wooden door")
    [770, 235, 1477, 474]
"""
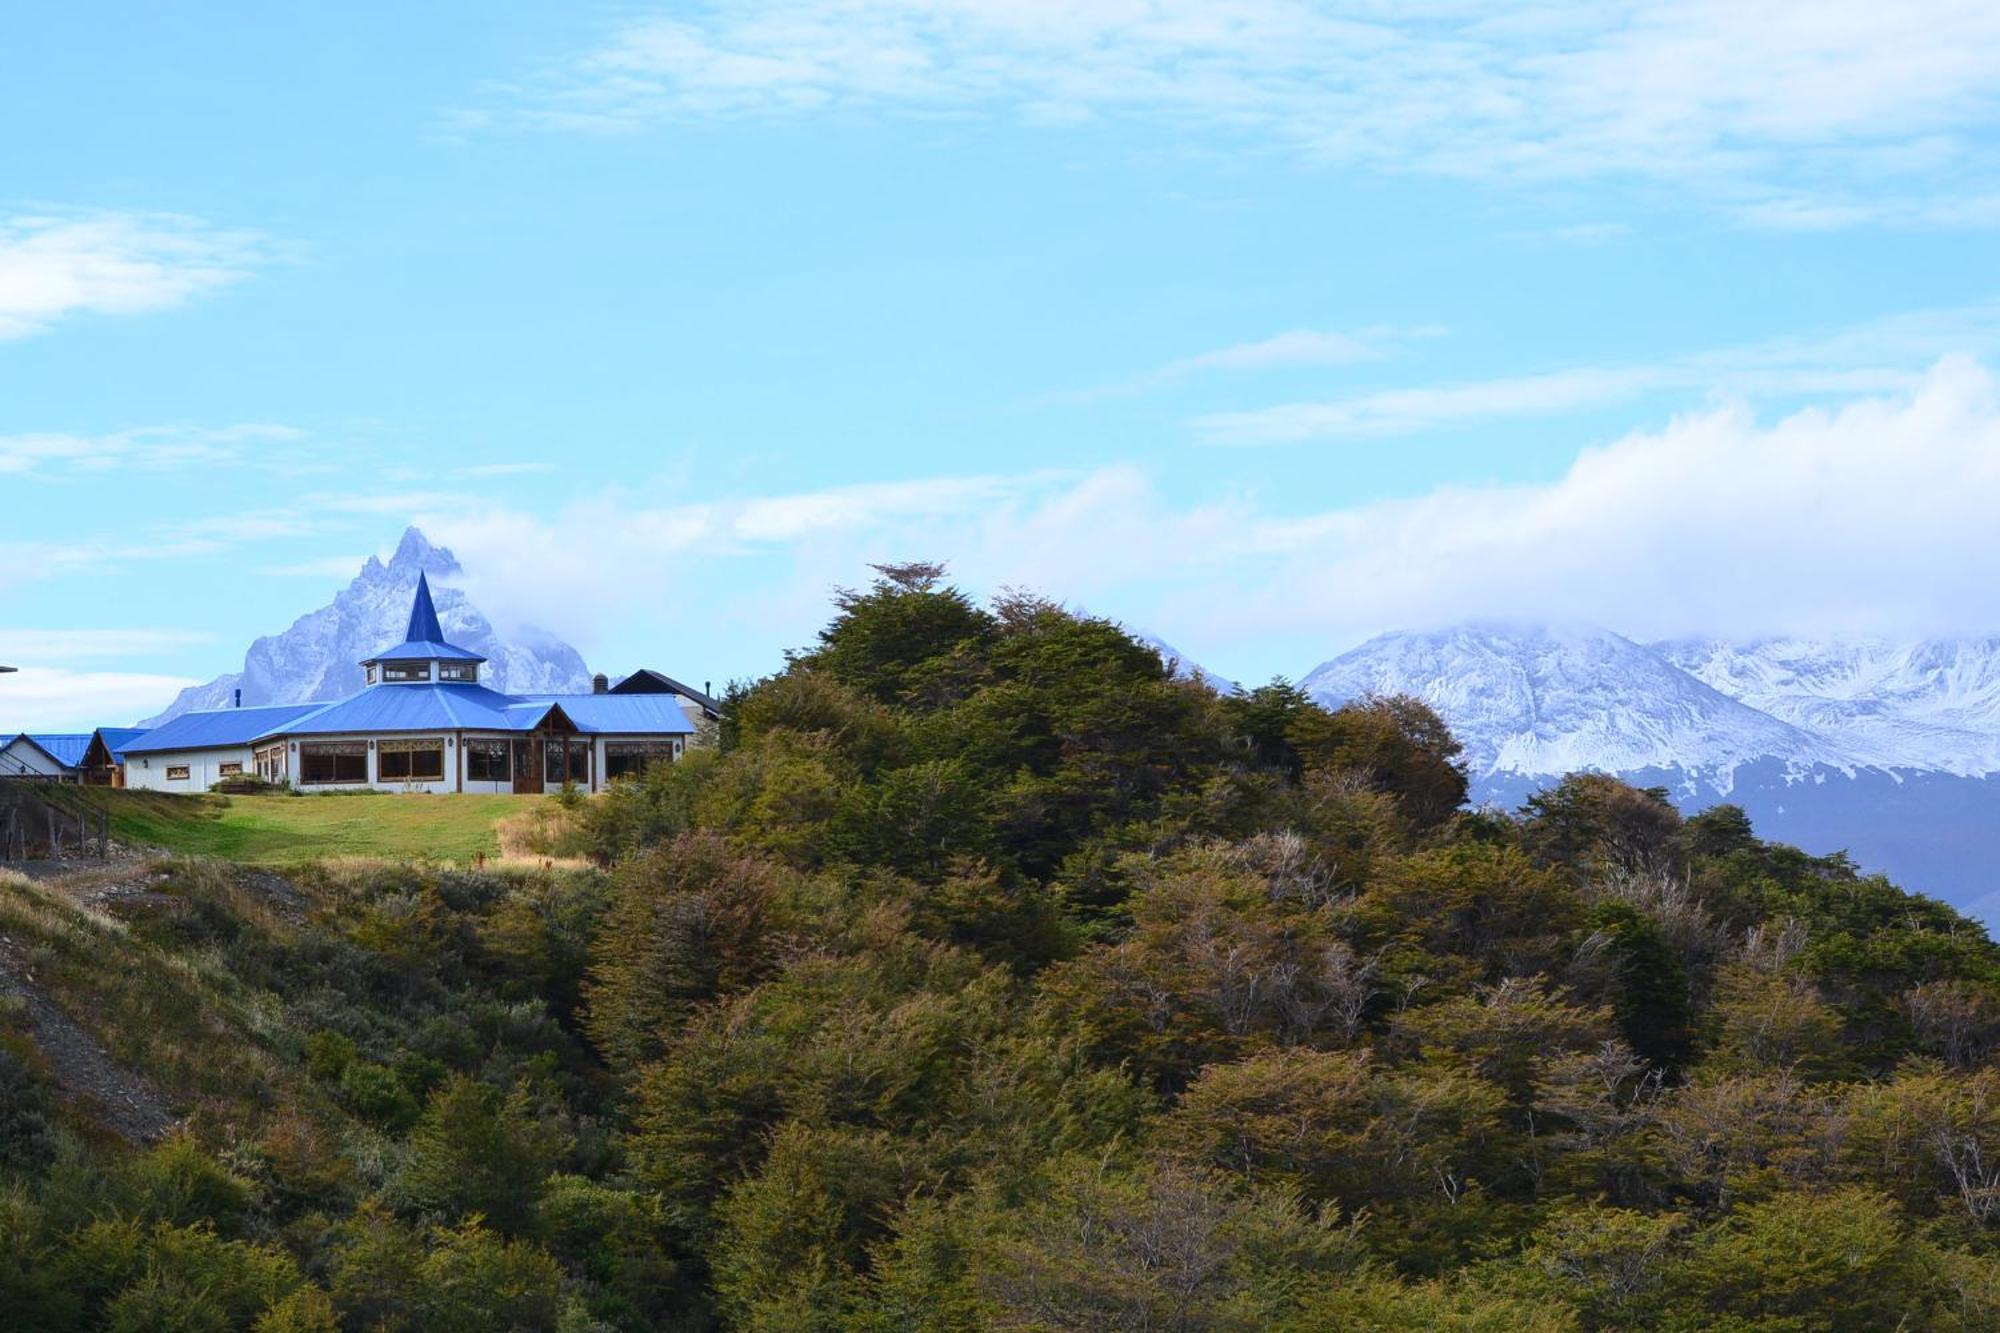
[513, 739, 543, 794]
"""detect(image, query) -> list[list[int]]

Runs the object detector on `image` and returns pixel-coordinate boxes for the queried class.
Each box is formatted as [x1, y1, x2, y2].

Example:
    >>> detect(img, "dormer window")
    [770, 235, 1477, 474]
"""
[439, 663, 478, 683]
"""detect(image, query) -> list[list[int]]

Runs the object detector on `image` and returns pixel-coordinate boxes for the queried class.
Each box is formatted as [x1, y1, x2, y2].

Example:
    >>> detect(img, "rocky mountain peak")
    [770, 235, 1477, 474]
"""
[139, 529, 592, 725]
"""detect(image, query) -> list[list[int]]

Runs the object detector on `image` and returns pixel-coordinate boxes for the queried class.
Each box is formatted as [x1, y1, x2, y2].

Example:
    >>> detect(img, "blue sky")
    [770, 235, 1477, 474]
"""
[7, 2, 2000, 727]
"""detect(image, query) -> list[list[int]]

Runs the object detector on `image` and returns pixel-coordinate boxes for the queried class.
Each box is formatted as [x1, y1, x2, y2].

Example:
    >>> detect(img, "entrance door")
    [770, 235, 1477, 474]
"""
[513, 739, 544, 794]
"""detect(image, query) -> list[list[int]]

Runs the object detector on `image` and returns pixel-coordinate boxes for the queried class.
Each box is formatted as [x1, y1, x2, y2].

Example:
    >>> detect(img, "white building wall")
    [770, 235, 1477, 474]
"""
[132, 730, 698, 796]
[0, 737, 75, 780]
[124, 746, 255, 792]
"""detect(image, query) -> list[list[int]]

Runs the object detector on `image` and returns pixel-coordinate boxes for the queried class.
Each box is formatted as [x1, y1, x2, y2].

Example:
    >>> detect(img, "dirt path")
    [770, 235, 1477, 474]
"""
[0, 934, 178, 1143]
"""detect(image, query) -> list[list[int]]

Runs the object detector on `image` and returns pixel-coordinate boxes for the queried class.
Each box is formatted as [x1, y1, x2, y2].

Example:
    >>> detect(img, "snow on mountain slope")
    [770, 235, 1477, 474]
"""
[1300, 623, 1842, 791]
[1660, 637, 2000, 776]
[1129, 631, 1242, 695]
[141, 528, 590, 725]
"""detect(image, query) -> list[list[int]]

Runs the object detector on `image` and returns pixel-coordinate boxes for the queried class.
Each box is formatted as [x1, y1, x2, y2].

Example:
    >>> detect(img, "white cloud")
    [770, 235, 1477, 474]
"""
[422, 359, 2000, 667]
[0, 629, 212, 664]
[1194, 300, 2000, 443]
[1197, 365, 1667, 443]
[458, 462, 557, 478]
[489, 1, 2000, 223]
[0, 667, 204, 731]
[1052, 325, 1439, 403]
[422, 472, 1057, 640]
[1197, 355, 2000, 648]
[262, 555, 374, 578]
[0, 423, 304, 477]
[1161, 328, 1394, 376]
[0, 212, 268, 340]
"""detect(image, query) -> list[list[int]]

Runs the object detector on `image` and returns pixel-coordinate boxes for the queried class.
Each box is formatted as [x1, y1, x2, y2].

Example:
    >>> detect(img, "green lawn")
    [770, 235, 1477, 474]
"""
[44, 787, 551, 865]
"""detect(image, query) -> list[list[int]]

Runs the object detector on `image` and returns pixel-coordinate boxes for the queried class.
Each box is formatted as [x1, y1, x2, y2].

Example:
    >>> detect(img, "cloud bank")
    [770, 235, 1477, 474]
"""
[489, 0, 2000, 225]
[427, 358, 2000, 666]
[0, 213, 267, 341]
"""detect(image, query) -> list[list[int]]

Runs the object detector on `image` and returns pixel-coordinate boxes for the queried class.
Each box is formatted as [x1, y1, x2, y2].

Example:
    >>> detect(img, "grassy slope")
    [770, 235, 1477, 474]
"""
[43, 788, 545, 865]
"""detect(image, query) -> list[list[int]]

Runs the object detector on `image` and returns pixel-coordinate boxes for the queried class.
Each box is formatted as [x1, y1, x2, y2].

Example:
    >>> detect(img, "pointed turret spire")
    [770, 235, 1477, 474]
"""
[359, 571, 487, 674]
[407, 572, 445, 645]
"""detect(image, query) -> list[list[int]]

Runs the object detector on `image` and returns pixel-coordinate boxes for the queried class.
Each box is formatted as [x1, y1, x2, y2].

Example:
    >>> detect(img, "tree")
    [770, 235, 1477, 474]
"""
[583, 831, 787, 1071]
[970, 1155, 1358, 1332]
[1522, 774, 1682, 877]
[1664, 1188, 1933, 1330]
[398, 1077, 567, 1234]
[802, 562, 997, 706]
[1290, 694, 1468, 830]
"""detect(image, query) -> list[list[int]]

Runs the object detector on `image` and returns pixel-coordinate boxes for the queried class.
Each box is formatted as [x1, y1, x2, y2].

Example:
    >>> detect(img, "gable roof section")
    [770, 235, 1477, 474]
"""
[95, 727, 152, 763]
[123, 704, 326, 755]
[609, 669, 720, 713]
[516, 692, 696, 734]
[362, 573, 487, 665]
[23, 733, 92, 768]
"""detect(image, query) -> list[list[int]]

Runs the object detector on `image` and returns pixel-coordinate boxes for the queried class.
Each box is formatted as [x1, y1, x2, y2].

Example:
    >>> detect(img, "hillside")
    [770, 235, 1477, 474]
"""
[6, 571, 2000, 1330]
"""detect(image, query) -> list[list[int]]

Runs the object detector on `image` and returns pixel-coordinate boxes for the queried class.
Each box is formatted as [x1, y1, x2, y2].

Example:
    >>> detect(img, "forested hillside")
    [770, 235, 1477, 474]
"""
[9, 564, 2000, 1330]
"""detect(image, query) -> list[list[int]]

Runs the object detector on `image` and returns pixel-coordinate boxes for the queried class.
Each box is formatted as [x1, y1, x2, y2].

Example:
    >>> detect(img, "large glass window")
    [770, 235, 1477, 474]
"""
[604, 742, 677, 780]
[378, 739, 445, 781]
[300, 743, 367, 784]
[466, 740, 510, 782]
[545, 739, 592, 786]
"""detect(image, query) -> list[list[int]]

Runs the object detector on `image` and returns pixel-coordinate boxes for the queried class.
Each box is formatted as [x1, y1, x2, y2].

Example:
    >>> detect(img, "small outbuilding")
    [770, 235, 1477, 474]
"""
[0, 733, 91, 782]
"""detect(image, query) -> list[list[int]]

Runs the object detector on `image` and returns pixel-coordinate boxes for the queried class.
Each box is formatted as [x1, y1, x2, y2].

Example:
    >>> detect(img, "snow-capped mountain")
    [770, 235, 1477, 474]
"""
[1301, 624, 1839, 792]
[1298, 623, 2000, 922]
[1659, 637, 2000, 777]
[141, 528, 591, 725]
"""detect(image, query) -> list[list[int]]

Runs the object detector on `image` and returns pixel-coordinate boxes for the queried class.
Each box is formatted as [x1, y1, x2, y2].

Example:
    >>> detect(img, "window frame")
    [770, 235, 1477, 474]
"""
[299, 742, 368, 786]
[466, 740, 510, 782]
[378, 739, 446, 782]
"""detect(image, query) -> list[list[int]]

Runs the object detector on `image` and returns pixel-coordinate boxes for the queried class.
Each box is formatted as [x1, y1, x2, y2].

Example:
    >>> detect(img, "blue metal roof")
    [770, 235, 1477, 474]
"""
[123, 704, 326, 755]
[516, 693, 696, 734]
[263, 683, 554, 738]
[254, 686, 695, 739]
[362, 574, 485, 665]
[95, 727, 152, 763]
[25, 733, 93, 768]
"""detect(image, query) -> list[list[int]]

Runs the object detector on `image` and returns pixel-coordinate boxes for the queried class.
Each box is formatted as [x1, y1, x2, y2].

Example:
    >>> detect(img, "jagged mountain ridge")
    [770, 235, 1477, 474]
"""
[1659, 636, 2000, 776]
[1301, 623, 2000, 788]
[1299, 623, 2000, 919]
[141, 529, 591, 725]
[1300, 623, 1846, 792]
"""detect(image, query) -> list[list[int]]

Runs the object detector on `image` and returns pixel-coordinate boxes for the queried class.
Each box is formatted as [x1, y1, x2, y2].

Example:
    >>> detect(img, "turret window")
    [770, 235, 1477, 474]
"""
[439, 663, 478, 682]
[381, 662, 432, 682]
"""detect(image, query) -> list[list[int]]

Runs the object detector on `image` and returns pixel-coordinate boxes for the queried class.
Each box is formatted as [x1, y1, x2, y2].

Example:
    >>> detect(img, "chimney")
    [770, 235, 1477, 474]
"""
[233, 688, 241, 709]
[704, 680, 711, 697]
[592, 673, 608, 695]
